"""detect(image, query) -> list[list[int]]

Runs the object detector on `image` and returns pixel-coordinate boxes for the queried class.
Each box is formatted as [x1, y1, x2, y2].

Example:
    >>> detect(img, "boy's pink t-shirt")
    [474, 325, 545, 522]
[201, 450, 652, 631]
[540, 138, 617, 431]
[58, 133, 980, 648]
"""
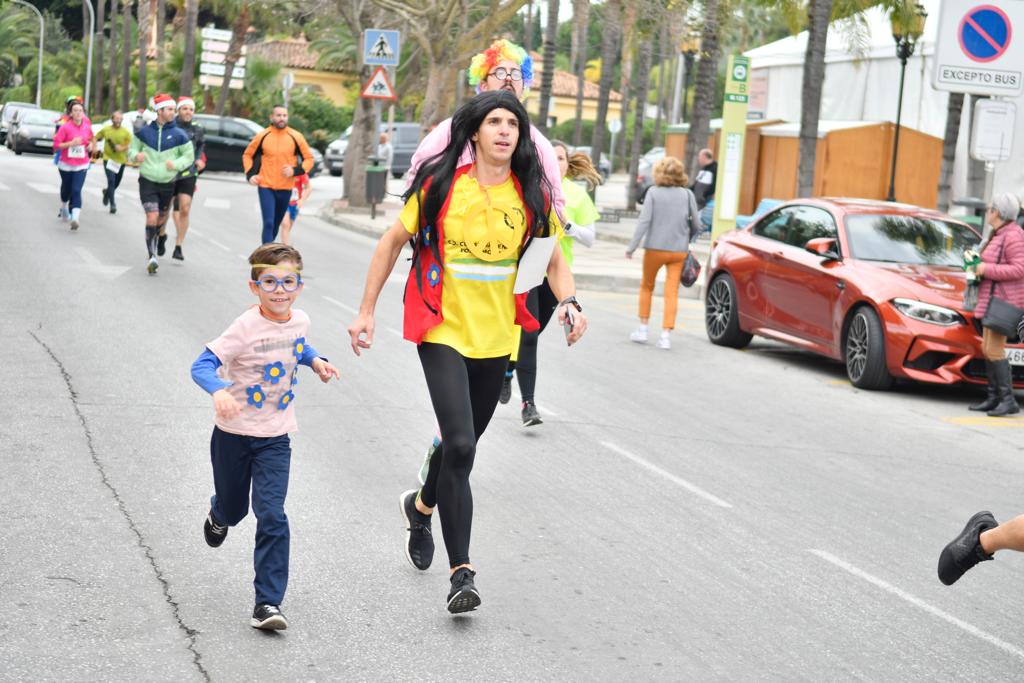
[206, 305, 311, 438]
[406, 117, 566, 221]
[53, 118, 94, 167]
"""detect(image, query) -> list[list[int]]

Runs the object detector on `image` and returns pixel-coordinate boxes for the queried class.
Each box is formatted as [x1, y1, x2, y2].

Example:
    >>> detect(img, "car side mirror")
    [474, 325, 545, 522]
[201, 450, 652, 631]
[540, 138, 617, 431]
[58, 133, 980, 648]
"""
[805, 237, 840, 261]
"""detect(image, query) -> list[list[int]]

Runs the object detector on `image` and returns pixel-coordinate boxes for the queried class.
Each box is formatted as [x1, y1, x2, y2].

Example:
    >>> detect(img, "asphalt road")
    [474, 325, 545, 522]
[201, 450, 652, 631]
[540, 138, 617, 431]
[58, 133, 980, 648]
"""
[3, 148, 1024, 681]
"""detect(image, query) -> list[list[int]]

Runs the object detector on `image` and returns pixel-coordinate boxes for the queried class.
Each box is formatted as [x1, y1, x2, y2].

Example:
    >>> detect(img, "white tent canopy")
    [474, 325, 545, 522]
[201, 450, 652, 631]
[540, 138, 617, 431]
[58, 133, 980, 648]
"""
[744, 0, 1024, 206]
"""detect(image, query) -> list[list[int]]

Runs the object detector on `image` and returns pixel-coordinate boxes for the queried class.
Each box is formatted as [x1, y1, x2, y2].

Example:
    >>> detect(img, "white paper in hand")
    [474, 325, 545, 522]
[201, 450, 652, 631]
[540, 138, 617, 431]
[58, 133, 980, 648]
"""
[513, 236, 557, 294]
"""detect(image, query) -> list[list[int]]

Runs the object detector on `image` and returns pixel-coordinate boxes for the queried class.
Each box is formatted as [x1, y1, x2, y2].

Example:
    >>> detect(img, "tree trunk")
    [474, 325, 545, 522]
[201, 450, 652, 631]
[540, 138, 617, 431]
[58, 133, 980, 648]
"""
[136, 0, 150, 109]
[215, 2, 250, 116]
[524, 0, 535, 52]
[627, 38, 653, 209]
[937, 91, 964, 212]
[797, 0, 833, 198]
[536, 0, 559, 134]
[121, 0, 132, 111]
[683, 0, 719, 177]
[344, 71, 377, 205]
[616, 0, 638, 168]
[94, 0, 106, 115]
[155, 0, 165, 90]
[108, 3, 120, 110]
[180, 0, 197, 96]
[571, 0, 589, 146]
[653, 21, 668, 145]
[590, 0, 621, 163]
[418, 56, 455, 133]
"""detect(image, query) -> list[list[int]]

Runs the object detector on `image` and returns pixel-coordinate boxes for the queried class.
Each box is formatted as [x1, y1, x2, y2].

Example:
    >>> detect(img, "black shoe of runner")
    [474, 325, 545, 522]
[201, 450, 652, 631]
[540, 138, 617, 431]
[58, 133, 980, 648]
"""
[204, 509, 228, 547]
[447, 568, 481, 614]
[173, 245, 184, 261]
[251, 604, 288, 630]
[400, 489, 434, 570]
[521, 401, 542, 426]
[157, 234, 167, 257]
[499, 373, 513, 404]
[938, 511, 998, 586]
[102, 189, 109, 206]
[109, 202, 117, 214]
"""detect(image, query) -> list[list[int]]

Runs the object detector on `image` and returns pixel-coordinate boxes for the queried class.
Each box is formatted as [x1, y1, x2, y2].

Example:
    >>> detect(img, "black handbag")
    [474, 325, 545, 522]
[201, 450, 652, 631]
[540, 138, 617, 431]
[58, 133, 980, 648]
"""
[681, 252, 701, 287]
[981, 235, 1024, 337]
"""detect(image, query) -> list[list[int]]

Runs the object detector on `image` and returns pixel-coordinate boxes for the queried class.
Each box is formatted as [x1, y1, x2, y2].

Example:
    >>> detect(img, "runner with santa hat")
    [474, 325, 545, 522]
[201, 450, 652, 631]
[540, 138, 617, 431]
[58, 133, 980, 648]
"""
[162, 95, 206, 261]
[127, 93, 194, 274]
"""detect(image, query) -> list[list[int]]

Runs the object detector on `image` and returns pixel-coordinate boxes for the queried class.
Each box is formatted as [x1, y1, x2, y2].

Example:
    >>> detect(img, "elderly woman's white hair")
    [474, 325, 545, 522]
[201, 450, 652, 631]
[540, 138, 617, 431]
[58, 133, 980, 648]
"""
[991, 192, 1021, 222]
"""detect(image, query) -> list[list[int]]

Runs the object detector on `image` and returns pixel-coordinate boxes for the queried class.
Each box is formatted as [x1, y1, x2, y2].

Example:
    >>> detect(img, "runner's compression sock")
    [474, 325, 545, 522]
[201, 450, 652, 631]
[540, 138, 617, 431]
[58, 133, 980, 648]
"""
[145, 225, 158, 257]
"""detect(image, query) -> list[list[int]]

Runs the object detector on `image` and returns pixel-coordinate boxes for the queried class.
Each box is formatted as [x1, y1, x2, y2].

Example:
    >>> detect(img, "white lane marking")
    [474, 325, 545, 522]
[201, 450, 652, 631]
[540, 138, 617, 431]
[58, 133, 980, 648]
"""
[0, 181, 9, 191]
[27, 182, 58, 194]
[322, 295, 400, 336]
[510, 387, 558, 416]
[189, 229, 204, 237]
[809, 549, 1024, 661]
[600, 441, 733, 509]
[203, 197, 231, 209]
[74, 246, 101, 266]
[237, 253, 248, 260]
[206, 237, 231, 252]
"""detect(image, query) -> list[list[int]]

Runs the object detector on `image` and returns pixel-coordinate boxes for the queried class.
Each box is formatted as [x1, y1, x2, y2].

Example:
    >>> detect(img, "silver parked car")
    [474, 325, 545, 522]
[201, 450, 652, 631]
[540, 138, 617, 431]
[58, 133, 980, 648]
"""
[8, 108, 60, 154]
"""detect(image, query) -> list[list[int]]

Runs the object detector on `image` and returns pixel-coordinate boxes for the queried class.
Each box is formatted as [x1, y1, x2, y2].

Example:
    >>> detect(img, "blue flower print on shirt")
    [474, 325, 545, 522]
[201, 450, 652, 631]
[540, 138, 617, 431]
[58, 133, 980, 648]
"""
[246, 385, 266, 408]
[263, 361, 286, 384]
[427, 264, 441, 287]
[277, 390, 295, 410]
[293, 337, 306, 360]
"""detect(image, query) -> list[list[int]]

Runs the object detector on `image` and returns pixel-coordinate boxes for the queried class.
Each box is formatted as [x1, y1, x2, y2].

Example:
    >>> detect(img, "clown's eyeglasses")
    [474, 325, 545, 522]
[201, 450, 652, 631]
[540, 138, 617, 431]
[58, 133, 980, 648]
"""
[488, 67, 523, 82]
[254, 274, 302, 292]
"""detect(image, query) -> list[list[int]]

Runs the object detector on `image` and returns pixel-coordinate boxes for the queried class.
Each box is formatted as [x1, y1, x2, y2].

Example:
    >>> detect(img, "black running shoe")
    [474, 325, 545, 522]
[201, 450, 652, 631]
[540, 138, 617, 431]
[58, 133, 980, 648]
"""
[203, 509, 228, 548]
[109, 202, 117, 214]
[499, 372, 513, 404]
[447, 567, 481, 614]
[157, 234, 167, 256]
[400, 489, 434, 570]
[251, 604, 288, 630]
[102, 189, 109, 206]
[938, 510, 998, 585]
[522, 401, 542, 426]
[172, 245, 184, 260]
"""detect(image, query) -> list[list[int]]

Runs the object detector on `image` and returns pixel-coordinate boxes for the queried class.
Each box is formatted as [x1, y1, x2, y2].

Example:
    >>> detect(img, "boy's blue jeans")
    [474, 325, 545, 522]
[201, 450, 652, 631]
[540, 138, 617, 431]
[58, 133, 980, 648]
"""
[209, 427, 291, 606]
[258, 187, 292, 244]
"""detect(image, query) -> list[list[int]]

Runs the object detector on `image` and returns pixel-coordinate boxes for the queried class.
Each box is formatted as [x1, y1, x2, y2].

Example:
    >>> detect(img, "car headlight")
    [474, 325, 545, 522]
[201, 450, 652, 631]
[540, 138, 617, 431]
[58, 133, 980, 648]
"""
[892, 298, 966, 326]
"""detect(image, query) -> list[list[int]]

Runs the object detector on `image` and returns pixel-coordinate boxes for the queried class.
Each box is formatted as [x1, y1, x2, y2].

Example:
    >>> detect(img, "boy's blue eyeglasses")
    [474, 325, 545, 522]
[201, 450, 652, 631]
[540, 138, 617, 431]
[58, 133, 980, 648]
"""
[254, 274, 302, 292]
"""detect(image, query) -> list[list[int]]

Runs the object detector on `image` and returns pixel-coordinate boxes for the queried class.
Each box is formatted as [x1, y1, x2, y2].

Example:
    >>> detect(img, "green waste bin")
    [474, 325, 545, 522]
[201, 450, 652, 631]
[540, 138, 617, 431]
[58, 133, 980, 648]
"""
[366, 156, 387, 208]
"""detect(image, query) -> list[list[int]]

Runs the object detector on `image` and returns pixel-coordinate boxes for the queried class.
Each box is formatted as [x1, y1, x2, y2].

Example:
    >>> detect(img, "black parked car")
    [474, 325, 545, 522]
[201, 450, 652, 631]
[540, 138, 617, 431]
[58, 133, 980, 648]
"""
[191, 114, 321, 176]
[1, 101, 40, 146]
[7, 108, 60, 154]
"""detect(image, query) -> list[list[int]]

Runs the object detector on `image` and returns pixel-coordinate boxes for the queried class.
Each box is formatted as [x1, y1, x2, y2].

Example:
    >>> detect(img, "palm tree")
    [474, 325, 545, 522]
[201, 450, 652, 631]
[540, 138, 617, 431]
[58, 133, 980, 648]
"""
[107, 1, 120, 110]
[627, 35, 654, 208]
[179, 0, 197, 96]
[683, 0, 720, 176]
[615, 0, 639, 168]
[213, 0, 250, 116]
[0, 6, 36, 89]
[590, 0, 621, 165]
[570, 0, 589, 145]
[536, 0, 559, 134]
[797, 0, 833, 196]
[121, 0, 132, 111]
[136, 0, 150, 109]
[154, 0, 166, 91]
[93, 0, 106, 114]
[937, 92, 964, 213]
[310, 26, 357, 71]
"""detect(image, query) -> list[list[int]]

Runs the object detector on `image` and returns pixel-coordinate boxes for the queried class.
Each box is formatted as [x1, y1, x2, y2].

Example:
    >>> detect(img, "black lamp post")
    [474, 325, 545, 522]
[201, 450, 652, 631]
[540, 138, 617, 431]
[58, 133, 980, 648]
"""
[887, 3, 927, 202]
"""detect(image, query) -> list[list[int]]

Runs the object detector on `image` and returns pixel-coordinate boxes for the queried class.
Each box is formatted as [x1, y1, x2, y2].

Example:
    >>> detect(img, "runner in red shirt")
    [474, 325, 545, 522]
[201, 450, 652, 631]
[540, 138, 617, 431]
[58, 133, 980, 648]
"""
[279, 172, 311, 246]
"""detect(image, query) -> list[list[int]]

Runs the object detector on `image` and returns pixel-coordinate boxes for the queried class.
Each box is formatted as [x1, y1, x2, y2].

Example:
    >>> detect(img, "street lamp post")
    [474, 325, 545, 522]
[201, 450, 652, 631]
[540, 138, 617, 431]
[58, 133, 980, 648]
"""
[886, 3, 927, 202]
[82, 0, 95, 112]
[10, 0, 43, 107]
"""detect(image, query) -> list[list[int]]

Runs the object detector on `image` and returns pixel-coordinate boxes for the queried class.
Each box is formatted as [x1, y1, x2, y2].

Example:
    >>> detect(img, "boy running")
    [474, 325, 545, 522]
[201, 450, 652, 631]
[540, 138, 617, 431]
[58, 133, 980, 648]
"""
[279, 171, 311, 246]
[190, 243, 340, 630]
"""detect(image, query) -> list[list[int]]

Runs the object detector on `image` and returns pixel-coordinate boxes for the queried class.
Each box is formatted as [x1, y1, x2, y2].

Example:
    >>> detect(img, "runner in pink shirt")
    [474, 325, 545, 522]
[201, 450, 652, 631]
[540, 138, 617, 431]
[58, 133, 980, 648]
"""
[52, 100, 95, 230]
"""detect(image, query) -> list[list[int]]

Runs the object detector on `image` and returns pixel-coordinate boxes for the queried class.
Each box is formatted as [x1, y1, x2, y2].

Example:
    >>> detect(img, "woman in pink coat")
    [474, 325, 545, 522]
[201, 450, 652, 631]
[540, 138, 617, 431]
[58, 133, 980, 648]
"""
[52, 101, 95, 230]
[969, 192, 1024, 417]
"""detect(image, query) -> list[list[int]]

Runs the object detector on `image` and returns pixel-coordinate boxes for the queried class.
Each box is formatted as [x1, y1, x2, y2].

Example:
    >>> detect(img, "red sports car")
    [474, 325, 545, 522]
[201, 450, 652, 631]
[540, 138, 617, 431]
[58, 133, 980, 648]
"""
[704, 198, 1024, 389]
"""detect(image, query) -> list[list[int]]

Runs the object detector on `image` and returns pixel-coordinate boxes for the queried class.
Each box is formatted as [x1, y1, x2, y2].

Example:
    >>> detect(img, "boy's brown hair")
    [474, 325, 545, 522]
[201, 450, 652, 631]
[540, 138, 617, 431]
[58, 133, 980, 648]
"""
[249, 243, 303, 280]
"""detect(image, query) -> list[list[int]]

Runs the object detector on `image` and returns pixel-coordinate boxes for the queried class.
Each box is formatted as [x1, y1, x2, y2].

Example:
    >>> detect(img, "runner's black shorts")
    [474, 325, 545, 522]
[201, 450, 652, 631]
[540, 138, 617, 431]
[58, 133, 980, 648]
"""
[172, 175, 197, 210]
[139, 176, 175, 214]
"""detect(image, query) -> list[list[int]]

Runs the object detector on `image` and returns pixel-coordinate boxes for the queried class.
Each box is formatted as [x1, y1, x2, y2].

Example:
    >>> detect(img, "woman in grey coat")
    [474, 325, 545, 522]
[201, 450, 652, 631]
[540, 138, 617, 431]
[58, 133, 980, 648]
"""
[625, 156, 702, 349]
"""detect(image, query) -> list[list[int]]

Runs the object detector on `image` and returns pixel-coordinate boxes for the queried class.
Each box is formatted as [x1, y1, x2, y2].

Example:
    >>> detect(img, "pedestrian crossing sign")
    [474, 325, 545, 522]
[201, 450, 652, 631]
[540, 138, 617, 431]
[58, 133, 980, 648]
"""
[364, 29, 400, 66]
[361, 66, 397, 101]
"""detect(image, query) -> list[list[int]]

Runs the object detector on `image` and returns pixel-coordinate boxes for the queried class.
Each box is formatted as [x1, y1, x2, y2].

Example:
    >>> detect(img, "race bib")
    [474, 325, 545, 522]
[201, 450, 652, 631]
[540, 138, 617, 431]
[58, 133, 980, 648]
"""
[68, 145, 86, 159]
[106, 161, 123, 173]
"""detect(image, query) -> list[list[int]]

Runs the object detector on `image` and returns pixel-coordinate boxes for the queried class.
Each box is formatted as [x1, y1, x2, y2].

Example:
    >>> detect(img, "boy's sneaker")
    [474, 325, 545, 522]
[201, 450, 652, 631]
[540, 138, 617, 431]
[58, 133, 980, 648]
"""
[251, 604, 288, 630]
[418, 437, 440, 486]
[157, 234, 167, 257]
[400, 489, 434, 570]
[447, 567, 481, 614]
[172, 245, 184, 261]
[147, 257, 159, 275]
[499, 372, 513, 404]
[938, 511, 998, 585]
[203, 509, 228, 548]
[629, 327, 648, 344]
[522, 401, 542, 426]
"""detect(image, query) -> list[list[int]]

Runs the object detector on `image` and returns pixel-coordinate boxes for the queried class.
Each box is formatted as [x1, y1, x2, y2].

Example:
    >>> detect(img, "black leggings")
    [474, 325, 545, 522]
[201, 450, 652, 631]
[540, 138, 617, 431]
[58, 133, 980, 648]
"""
[418, 342, 508, 568]
[514, 279, 559, 403]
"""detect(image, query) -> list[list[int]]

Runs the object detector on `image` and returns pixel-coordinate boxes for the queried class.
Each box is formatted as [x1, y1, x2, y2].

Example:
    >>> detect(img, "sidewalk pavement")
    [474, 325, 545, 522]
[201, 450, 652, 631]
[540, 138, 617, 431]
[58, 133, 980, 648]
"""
[317, 194, 711, 300]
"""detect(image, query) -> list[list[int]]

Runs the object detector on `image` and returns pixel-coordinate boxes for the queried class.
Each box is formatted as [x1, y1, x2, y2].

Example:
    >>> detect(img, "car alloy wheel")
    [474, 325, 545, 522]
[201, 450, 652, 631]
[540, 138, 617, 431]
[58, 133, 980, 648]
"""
[705, 274, 752, 348]
[844, 306, 892, 390]
[846, 313, 869, 382]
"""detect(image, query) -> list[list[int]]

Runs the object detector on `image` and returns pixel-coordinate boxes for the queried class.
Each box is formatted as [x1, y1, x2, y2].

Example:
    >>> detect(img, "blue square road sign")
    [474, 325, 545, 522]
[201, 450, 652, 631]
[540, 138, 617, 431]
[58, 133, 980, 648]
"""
[364, 30, 400, 66]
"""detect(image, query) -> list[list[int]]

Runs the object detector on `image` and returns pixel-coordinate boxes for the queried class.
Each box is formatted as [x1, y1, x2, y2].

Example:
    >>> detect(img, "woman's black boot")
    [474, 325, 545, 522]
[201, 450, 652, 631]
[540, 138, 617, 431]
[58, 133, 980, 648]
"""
[969, 360, 999, 411]
[987, 359, 1020, 417]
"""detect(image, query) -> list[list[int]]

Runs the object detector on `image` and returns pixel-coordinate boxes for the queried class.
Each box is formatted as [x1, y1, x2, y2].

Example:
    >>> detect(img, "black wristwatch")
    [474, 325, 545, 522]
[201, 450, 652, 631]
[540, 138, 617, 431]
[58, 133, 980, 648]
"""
[560, 296, 582, 312]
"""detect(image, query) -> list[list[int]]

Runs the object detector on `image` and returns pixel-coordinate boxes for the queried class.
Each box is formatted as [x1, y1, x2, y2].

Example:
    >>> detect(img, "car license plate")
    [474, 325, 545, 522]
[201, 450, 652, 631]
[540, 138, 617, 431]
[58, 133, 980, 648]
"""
[36, 139, 52, 148]
[1006, 348, 1024, 366]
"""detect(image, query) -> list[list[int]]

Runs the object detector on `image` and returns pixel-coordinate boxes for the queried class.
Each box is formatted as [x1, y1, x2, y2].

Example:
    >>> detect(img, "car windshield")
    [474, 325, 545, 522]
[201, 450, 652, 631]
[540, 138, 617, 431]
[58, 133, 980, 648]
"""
[845, 214, 980, 266]
[23, 110, 58, 125]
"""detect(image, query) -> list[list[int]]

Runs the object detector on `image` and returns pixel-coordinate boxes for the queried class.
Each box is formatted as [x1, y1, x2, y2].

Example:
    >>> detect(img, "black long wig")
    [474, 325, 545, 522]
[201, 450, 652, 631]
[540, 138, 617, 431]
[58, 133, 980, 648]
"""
[403, 90, 554, 265]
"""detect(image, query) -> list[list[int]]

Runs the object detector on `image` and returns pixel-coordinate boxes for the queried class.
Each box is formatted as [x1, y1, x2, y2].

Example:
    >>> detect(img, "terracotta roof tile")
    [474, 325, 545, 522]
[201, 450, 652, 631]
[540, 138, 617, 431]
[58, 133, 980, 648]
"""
[248, 37, 343, 72]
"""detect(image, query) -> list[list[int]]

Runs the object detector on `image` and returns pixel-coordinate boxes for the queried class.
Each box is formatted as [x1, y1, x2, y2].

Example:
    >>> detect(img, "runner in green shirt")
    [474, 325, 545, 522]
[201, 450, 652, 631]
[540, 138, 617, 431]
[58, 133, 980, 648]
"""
[95, 111, 133, 213]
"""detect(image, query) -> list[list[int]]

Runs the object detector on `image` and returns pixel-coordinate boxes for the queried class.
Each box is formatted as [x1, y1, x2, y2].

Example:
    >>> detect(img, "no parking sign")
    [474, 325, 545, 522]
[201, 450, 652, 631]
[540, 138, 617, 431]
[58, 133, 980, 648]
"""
[934, 1, 1024, 96]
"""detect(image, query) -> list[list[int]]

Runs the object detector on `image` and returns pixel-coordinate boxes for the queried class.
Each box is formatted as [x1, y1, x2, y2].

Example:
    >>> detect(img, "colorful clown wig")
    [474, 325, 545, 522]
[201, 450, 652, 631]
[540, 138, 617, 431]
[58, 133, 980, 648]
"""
[467, 39, 534, 94]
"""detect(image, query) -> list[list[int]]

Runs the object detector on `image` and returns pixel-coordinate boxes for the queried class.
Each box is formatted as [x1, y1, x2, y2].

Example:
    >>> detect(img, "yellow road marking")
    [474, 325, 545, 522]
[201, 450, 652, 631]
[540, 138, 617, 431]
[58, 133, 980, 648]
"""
[943, 416, 1024, 427]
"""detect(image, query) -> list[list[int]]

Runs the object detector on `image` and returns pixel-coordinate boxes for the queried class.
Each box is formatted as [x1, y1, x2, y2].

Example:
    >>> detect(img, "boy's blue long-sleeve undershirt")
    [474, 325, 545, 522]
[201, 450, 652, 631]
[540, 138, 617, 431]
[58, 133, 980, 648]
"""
[190, 344, 324, 395]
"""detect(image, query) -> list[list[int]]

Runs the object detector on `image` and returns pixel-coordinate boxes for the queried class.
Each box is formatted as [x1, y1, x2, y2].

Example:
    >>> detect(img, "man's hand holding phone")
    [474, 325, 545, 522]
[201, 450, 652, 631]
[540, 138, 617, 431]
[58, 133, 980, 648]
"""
[558, 296, 587, 346]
